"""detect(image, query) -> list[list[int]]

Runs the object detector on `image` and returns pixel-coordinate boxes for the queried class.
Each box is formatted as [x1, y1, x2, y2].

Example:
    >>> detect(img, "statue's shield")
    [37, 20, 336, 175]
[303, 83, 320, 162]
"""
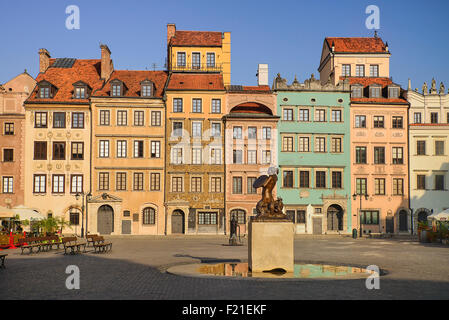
[253, 175, 269, 189]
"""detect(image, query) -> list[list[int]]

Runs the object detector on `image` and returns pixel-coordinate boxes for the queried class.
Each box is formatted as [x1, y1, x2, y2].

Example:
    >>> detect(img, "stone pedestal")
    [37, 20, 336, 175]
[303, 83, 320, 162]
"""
[248, 220, 294, 272]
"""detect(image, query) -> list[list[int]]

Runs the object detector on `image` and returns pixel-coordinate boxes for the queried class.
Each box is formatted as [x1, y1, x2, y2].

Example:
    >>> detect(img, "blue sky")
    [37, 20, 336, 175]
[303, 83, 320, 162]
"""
[1, 0, 448, 90]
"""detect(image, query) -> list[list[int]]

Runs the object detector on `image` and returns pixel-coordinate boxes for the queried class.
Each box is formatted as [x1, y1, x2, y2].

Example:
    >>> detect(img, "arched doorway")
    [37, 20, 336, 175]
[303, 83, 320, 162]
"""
[398, 210, 408, 232]
[98, 205, 114, 235]
[327, 205, 343, 231]
[417, 210, 429, 223]
[171, 210, 185, 234]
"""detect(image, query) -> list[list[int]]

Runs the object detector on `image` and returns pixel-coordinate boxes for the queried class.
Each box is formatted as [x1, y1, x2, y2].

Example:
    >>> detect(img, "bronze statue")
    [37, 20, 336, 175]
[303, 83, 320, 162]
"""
[253, 168, 286, 220]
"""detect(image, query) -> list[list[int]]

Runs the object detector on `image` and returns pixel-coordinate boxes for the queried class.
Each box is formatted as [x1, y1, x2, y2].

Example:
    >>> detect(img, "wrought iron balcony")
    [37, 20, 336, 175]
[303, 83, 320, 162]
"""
[171, 63, 222, 73]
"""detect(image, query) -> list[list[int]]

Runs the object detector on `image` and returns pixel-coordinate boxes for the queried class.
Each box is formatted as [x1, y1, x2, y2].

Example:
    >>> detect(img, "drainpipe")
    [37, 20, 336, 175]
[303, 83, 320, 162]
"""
[223, 116, 227, 235]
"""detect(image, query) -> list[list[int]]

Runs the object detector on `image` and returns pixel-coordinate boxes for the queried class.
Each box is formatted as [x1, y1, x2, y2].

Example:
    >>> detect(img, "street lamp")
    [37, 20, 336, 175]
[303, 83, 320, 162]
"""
[75, 192, 92, 238]
[353, 193, 369, 238]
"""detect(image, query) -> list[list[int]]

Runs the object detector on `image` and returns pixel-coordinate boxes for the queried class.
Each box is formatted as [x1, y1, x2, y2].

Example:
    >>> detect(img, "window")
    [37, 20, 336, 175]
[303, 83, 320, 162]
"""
[370, 65, 379, 77]
[53, 112, 66, 128]
[356, 146, 367, 164]
[35, 112, 48, 128]
[133, 141, 144, 158]
[210, 177, 221, 193]
[111, 83, 122, 96]
[248, 127, 257, 140]
[69, 211, 80, 225]
[342, 64, 351, 76]
[233, 127, 242, 139]
[117, 111, 127, 126]
[315, 109, 326, 122]
[151, 111, 161, 126]
[374, 147, 385, 164]
[283, 137, 294, 152]
[375, 178, 385, 195]
[206, 53, 215, 67]
[2, 149, 13, 162]
[435, 141, 445, 156]
[447, 112, 449, 124]
[191, 177, 202, 193]
[211, 123, 221, 137]
[71, 142, 84, 160]
[70, 175, 83, 194]
[389, 87, 399, 98]
[100, 110, 110, 126]
[172, 177, 183, 192]
[52, 175, 65, 194]
[417, 141, 426, 155]
[2, 177, 13, 194]
[356, 65, 365, 77]
[192, 122, 202, 138]
[231, 210, 246, 224]
[247, 150, 257, 164]
[262, 150, 271, 164]
[315, 137, 326, 153]
[72, 112, 84, 129]
[393, 178, 404, 195]
[356, 178, 367, 195]
[355, 115, 366, 128]
[39, 86, 50, 98]
[361, 211, 379, 225]
[141, 84, 152, 97]
[34, 142, 47, 160]
[283, 108, 293, 121]
[74, 86, 86, 99]
[331, 110, 342, 122]
[299, 171, 309, 188]
[211, 99, 221, 113]
[392, 116, 403, 129]
[192, 148, 202, 165]
[116, 140, 127, 158]
[192, 99, 202, 113]
[99, 172, 109, 191]
[392, 147, 403, 164]
[151, 141, 160, 158]
[233, 150, 243, 164]
[417, 175, 426, 190]
[299, 109, 309, 122]
[4, 123, 14, 135]
[414, 112, 422, 124]
[34, 175, 46, 193]
[116, 173, 127, 191]
[198, 212, 217, 225]
[173, 98, 183, 112]
[177, 52, 186, 67]
[173, 122, 183, 137]
[233, 177, 243, 194]
[99, 140, 109, 158]
[331, 137, 342, 153]
[370, 86, 381, 98]
[142, 208, 156, 225]
[171, 147, 183, 164]
[211, 148, 222, 164]
[247, 177, 257, 194]
[133, 173, 144, 191]
[297, 210, 306, 224]
[52, 142, 66, 160]
[352, 86, 363, 98]
[134, 111, 144, 126]
[192, 53, 201, 69]
[431, 112, 439, 124]
[150, 173, 160, 191]
[332, 171, 342, 189]
[283, 171, 293, 188]
[299, 137, 309, 152]
[315, 171, 326, 188]
[373, 116, 384, 128]
[435, 175, 445, 190]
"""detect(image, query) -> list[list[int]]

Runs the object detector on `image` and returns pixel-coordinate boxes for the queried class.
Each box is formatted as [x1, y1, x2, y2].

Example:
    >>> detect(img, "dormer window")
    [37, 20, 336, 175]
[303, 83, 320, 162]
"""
[110, 80, 124, 97]
[140, 80, 153, 97]
[37, 81, 55, 99]
[40, 86, 50, 98]
[369, 85, 382, 98]
[351, 85, 363, 98]
[388, 86, 400, 99]
[72, 81, 90, 99]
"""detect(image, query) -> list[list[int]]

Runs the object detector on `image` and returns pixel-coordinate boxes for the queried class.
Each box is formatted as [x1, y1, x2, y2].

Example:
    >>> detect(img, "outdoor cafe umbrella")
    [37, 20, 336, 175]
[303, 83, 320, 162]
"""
[0, 206, 15, 219]
[12, 205, 44, 221]
[428, 209, 449, 222]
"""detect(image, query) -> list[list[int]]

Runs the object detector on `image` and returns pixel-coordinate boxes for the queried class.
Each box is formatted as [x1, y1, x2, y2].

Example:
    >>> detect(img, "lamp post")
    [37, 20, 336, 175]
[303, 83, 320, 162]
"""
[353, 193, 369, 238]
[75, 192, 92, 238]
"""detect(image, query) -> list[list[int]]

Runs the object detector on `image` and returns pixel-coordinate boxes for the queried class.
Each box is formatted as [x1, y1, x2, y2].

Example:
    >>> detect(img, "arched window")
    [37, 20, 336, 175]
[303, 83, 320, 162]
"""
[142, 207, 156, 225]
[230, 209, 246, 224]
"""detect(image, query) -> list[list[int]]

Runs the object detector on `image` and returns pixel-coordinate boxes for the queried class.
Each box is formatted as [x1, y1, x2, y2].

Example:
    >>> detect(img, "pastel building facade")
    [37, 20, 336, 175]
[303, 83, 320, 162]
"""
[406, 79, 449, 233]
[273, 74, 352, 235]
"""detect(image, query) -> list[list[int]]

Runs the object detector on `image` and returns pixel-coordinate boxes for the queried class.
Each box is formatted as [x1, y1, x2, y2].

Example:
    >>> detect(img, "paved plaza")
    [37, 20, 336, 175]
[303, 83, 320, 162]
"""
[1, 235, 449, 300]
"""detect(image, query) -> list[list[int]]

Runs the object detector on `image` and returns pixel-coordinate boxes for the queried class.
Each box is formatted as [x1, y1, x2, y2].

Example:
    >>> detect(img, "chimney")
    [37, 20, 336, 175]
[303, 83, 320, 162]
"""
[167, 23, 176, 45]
[331, 41, 335, 52]
[100, 44, 113, 81]
[257, 64, 269, 86]
[38, 49, 51, 73]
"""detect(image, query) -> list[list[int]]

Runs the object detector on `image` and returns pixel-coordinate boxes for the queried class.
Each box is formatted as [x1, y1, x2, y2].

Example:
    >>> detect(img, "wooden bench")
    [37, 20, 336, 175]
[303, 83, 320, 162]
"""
[86, 234, 99, 247]
[62, 237, 86, 255]
[19, 236, 63, 254]
[92, 236, 112, 253]
[0, 254, 7, 268]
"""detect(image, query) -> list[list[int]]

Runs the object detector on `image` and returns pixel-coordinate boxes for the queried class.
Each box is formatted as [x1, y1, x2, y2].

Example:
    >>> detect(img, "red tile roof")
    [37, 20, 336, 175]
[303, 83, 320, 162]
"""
[342, 77, 409, 104]
[343, 77, 393, 87]
[94, 70, 168, 98]
[326, 37, 388, 53]
[27, 59, 103, 104]
[410, 123, 449, 127]
[166, 73, 224, 91]
[170, 30, 222, 47]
